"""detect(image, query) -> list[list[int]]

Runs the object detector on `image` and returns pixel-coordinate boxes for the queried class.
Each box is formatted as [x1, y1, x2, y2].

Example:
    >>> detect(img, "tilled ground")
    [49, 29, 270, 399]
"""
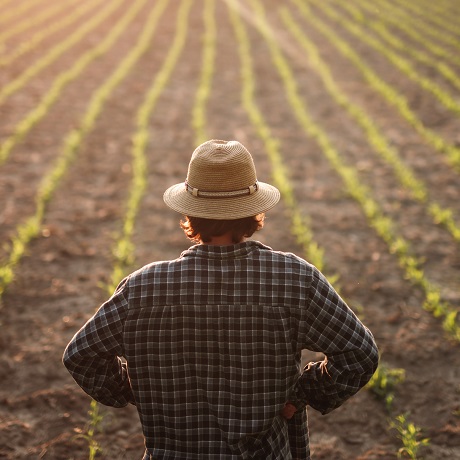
[0, 0, 459, 458]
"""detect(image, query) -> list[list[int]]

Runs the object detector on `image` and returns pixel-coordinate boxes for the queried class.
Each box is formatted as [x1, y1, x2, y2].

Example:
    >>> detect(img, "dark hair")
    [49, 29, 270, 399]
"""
[180, 214, 265, 243]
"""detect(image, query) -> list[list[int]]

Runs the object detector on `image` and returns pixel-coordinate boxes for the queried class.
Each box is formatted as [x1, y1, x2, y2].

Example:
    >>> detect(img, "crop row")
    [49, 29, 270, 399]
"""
[0, 0, 102, 68]
[108, 0, 193, 292]
[305, 0, 460, 173]
[317, 1, 460, 118]
[0, 0, 149, 165]
[0, 0, 124, 105]
[88, 3, 193, 455]
[0, 0, 171, 299]
[375, 0, 460, 56]
[0, 0, 44, 28]
[245, 0, 460, 341]
[226, 0, 329, 280]
[191, 0, 216, 147]
[0, 0, 75, 45]
[279, 8, 460, 245]
[341, 1, 460, 94]
[353, 0, 460, 70]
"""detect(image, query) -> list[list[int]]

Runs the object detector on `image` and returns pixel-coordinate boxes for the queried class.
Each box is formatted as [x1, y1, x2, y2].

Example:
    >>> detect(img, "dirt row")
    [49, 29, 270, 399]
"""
[0, 0, 459, 458]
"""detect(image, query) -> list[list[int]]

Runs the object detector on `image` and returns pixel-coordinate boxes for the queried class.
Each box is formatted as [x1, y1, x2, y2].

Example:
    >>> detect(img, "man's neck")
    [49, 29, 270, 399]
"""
[201, 233, 245, 246]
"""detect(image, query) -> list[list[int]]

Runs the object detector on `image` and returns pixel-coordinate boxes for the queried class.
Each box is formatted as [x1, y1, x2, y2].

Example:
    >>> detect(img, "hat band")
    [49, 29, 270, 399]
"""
[185, 181, 259, 198]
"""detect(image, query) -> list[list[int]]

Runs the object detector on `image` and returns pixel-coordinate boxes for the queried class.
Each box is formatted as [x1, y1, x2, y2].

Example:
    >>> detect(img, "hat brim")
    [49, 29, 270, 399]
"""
[163, 181, 280, 219]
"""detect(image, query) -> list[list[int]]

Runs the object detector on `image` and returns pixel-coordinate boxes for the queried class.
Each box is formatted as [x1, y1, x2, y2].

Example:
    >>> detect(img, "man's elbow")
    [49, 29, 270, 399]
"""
[364, 337, 380, 380]
[62, 344, 73, 367]
[62, 344, 81, 374]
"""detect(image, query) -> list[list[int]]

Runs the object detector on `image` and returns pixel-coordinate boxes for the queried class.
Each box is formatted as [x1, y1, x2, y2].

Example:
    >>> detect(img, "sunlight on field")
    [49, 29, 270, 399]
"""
[0, 0, 459, 458]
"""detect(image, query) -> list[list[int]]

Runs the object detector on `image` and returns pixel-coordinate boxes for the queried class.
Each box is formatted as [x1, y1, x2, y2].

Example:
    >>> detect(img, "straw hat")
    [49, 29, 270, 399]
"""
[163, 140, 280, 219]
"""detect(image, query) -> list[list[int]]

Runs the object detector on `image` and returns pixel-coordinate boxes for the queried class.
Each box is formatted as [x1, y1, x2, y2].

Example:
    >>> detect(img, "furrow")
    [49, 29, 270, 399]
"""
[280, 7, 460, 245]
[0, 0, 171, 300]
[0, 0, 125, 105]
[243, 0, 460, 341]
[0, 0, 150, 165]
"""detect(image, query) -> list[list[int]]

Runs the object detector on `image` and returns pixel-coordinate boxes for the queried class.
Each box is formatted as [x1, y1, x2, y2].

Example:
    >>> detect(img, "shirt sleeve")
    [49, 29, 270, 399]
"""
[62, 277, 135, 407]
[291, 266, 379, 415]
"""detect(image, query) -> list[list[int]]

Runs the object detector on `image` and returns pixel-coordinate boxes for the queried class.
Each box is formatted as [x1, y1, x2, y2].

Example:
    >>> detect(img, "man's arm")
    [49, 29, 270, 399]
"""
[292, 267, 379, 415]
[63, 277, 135, 407]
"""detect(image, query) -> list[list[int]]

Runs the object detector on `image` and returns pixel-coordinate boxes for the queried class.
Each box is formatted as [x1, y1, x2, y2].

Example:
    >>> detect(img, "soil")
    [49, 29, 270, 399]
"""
[0, 0, 459, 459]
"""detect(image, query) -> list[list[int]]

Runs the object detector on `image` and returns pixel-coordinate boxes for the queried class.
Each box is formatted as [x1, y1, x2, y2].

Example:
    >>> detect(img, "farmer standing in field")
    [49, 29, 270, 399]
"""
[63, 139, 379, 459]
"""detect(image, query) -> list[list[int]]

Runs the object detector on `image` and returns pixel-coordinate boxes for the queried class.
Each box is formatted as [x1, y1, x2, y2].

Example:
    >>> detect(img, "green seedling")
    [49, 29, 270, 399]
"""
[366, 363, 405, 412]
[74, 399, 103, 460]
[391, 413, 430, 459]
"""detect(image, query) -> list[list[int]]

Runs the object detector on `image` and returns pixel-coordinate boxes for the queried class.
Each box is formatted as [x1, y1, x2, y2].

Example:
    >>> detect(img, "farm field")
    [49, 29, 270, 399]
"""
[0, 0, 459, 458]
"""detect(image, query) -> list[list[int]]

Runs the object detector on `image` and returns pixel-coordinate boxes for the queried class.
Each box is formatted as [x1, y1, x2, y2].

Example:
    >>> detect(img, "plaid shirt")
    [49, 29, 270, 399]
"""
[63, 241, 378, 459]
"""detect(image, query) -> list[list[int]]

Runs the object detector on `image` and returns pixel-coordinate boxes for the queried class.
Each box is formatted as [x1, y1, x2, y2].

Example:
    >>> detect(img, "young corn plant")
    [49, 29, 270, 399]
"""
[366, 365, 429, 459]
[391, 413, 430, 459]
[366, 362, 405, 412]
[74, 399, 104, 460]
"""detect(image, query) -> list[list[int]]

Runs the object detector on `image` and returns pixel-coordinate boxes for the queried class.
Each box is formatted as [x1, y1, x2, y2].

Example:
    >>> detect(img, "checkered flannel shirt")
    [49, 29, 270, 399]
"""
[63, 241, 378, 459]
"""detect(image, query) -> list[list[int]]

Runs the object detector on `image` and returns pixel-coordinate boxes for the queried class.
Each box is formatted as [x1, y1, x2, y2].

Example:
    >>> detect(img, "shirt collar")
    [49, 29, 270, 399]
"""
[179, 240, 272, 260]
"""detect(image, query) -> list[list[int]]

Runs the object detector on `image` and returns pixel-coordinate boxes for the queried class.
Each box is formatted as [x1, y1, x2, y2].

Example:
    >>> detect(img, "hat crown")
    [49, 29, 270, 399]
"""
[187, 140, 257, 192]
[163, 139, 280, 219]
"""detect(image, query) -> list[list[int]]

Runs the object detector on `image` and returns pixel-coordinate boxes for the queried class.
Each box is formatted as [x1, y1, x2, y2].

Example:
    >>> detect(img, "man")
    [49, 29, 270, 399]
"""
[63, 139, 379, 459]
